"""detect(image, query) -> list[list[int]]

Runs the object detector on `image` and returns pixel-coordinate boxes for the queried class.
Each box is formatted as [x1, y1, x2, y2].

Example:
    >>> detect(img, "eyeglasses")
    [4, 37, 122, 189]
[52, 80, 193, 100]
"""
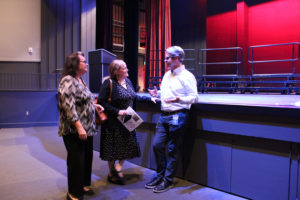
[164, 56, 177, 61]
[80, 60, 87, 64]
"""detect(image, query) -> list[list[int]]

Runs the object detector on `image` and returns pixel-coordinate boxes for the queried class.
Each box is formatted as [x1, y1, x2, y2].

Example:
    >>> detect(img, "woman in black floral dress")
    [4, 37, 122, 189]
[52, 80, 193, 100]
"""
[98, 59, 150, 185]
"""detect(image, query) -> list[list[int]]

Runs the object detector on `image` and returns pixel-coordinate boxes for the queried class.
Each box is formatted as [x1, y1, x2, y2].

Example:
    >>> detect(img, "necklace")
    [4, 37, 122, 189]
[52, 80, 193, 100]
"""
[118, 79, 125, 85]
[77, 77, 86, 88]
[118, 79, 127, 89]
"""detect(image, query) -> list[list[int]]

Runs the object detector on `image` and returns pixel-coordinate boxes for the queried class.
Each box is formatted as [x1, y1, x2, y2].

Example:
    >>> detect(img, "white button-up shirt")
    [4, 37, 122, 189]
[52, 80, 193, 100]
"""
[158, 65, 198, 112]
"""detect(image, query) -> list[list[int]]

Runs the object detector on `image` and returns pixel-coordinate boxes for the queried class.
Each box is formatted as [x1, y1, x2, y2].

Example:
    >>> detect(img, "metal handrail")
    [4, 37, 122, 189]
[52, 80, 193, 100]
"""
[198, 47, 243, 76]
[182, 49, 197, 71]
[248, 42, 300, 75]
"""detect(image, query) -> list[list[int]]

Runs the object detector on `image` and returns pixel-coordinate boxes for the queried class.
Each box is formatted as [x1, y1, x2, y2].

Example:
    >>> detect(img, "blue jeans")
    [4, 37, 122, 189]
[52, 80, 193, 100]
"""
[152, 110, 189, 182]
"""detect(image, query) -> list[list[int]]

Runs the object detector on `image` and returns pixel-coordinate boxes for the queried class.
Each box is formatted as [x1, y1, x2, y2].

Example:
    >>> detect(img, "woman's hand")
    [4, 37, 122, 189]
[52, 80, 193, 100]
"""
[94, 103, 104, 112]
[148, 86, 158, 97]
[74, 121, 87, 140]
[118, 110, 127, 116]
[78, 127, 87, 140]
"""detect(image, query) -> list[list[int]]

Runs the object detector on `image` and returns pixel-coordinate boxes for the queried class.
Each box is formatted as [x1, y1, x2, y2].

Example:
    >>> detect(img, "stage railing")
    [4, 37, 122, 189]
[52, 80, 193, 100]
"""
[197, 47, 243, 93]
[248, 42, 300, 76]
[198, 47, 243, 76]
[245, 42, 300, 94]
[147, 43, 300, 94]
[183, 49, 197, 74]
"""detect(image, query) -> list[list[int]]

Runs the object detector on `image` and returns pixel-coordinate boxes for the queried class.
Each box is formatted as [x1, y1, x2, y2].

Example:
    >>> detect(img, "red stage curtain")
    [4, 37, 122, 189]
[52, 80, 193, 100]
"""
[145, 0, 171, 88]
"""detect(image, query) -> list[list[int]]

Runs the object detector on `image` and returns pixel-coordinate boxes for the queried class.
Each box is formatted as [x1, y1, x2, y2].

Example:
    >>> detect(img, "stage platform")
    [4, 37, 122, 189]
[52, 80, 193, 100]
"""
[122, 93, 300, 200]
[138, 92, 300, 108]
[197, 93, 300, 108]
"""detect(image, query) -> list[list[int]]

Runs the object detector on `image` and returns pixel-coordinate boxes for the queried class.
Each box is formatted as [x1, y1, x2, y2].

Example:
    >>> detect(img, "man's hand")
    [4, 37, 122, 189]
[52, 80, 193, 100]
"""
[151, 97, 159, 104]
[164, 97, 180, 103]
[148, 86, 158, 97]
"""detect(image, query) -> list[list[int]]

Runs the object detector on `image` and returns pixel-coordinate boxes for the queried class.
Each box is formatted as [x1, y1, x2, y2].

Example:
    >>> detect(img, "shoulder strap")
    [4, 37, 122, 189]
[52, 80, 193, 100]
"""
[108, 79, 112, 104]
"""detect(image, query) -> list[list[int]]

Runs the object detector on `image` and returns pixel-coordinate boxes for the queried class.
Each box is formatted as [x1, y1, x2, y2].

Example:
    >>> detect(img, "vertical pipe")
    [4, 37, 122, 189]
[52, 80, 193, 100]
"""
[292, 44, 295, 74]
[251, 47, 254, 75]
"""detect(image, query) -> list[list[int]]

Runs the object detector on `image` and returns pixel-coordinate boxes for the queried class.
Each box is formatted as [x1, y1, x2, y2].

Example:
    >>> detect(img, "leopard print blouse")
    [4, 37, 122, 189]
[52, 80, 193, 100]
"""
[58, 75, 97, 136]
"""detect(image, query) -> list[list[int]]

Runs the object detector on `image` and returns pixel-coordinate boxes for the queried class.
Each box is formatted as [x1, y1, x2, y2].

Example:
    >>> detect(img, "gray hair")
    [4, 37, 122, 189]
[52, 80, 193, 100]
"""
[109, 59, 126, 80]
[166, 46, 185, 62]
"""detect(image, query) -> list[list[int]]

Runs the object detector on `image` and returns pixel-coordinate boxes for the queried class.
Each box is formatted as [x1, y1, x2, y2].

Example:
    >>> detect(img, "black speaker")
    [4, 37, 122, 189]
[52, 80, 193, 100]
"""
[88, 49, 116, 93]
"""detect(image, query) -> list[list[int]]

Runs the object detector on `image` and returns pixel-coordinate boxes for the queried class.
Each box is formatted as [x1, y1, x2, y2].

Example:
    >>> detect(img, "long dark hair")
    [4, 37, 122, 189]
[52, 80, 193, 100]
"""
[61, 51, 84, 79]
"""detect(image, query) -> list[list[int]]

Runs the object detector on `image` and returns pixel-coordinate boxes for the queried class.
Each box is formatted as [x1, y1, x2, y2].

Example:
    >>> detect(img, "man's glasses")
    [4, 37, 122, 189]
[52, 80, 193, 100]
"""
[164, 56, 176, 61]
[80, 60, 87, 64]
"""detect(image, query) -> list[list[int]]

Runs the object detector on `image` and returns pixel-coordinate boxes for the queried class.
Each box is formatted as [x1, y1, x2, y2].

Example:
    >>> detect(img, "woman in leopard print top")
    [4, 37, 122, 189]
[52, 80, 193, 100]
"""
[58, 52, 103, 200]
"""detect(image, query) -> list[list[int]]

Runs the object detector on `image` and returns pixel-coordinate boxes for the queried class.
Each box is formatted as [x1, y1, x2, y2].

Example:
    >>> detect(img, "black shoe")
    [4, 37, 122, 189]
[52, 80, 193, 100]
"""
[153, 179, 173, 193]
[145, 177, 162, 189]
[83, 187, 94, 196]
[107, 174, 125, 185]
[66, 193, 83, 200]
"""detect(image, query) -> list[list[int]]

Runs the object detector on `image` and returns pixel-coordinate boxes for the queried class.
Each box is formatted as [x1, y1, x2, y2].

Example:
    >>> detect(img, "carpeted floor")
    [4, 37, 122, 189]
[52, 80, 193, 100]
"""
[0, 126, 247, 200]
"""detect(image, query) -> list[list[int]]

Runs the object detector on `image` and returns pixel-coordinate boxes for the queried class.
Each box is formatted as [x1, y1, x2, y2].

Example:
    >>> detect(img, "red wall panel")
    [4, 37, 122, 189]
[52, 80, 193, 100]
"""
[248, 0, 300, 74]
[206, 0, 300, 75]
[206, 11, 237, 74]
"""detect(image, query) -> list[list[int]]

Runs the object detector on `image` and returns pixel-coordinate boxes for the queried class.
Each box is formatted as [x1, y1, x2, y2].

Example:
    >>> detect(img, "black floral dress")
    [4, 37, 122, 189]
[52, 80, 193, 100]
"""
[98, 78, 141, 161]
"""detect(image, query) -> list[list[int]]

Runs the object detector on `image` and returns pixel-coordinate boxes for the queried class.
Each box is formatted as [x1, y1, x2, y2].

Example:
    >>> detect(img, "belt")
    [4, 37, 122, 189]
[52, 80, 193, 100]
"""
[161, 109, 188, 116]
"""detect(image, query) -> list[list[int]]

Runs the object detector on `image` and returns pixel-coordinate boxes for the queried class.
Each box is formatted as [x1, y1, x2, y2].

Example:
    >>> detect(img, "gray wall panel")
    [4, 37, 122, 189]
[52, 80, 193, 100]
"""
[199, 117, 300, 143]
[41, 0, 84, 74]
[185, 135, 232, 191]
[41, 0, 49, 76]
[47, 0, 57, 74]
[93, 127, 100, 152]
[231, 139, 290, 200]
[298, 158, 300, 200]
[289, 144, 299, 200]
[130, 124, 155, 168]
[72, 2, 81, 51]
[0, 62, 39, 73]
[65, 1, 73, 57]
[56, 0, 66, 71]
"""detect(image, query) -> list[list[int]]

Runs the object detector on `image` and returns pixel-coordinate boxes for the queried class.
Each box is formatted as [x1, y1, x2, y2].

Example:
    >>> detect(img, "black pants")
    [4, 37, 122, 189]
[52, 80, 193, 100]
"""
[63, 134, 93, 198]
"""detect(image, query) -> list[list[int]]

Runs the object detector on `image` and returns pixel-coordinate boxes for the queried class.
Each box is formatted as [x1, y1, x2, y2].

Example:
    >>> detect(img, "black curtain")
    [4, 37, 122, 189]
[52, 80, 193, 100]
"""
[96, 0, 113, 51]
[124, 0, 139, 90]
[170, 0, 206, 76]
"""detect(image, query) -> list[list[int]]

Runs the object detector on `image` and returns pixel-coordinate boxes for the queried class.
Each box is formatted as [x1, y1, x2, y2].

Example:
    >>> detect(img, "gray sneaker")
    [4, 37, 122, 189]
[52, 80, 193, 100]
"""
[145, 177, 162, 189]
[153, 179, 173, 193]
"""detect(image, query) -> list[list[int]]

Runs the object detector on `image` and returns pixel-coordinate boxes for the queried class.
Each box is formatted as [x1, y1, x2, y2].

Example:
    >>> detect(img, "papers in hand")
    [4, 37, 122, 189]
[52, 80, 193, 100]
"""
[117, 106, 143, 132]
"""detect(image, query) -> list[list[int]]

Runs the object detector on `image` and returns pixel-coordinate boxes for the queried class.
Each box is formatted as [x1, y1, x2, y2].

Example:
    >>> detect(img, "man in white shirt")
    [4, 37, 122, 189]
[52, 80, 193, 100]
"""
[145, 46, 198, 193]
